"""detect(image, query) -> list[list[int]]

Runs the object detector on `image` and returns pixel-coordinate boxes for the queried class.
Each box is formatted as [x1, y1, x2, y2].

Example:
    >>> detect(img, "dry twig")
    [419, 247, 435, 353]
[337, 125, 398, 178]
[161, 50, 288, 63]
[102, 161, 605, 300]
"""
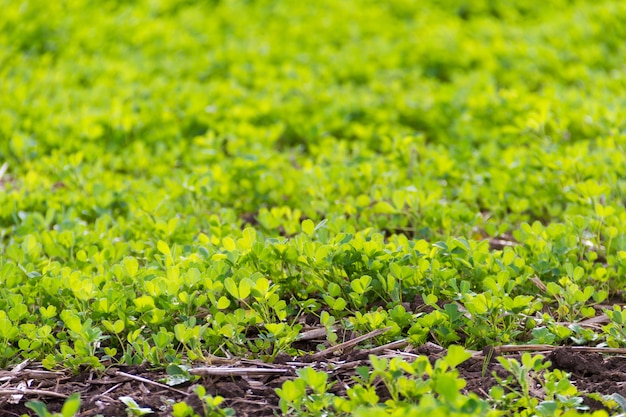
[297, 326, 337, 341]
[0, 389, 68, 399]
[188, 367, 288, 377]
[487, 345, 626, 355]
[114, 371, 188, 396]
[308, 327, 392, 360]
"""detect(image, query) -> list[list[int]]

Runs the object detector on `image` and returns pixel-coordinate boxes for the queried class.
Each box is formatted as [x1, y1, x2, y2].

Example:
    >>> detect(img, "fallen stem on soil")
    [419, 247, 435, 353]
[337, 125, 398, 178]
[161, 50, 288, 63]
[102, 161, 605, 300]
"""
[114, 371, 188, 396]
[360, 339, 409, 356]
[0, 389, 68, 399]
[297, 326, 338, 341]
[188, 367, 289, 376]
[308, 326, 392, 360]
[489, 345, 626, 355]
[0, 370, 65, 383]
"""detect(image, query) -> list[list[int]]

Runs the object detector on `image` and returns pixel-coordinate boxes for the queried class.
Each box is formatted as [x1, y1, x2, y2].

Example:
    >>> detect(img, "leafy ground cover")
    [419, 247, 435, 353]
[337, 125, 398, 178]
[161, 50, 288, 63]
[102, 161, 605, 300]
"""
[1, 0, 626, 415]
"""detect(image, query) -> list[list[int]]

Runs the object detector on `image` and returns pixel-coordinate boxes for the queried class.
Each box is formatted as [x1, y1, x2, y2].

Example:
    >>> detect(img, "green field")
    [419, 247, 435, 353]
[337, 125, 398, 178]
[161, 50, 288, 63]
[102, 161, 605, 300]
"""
[2, 0, 626, 415]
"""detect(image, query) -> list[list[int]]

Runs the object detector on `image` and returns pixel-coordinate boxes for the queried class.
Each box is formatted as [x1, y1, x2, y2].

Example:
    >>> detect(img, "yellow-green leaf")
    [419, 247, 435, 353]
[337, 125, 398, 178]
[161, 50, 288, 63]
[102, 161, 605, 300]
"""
[157, 240, 171, 256]
[217, 296, 230, 309]
[302, 219, 315, 235]
[223, 237, 236, 252]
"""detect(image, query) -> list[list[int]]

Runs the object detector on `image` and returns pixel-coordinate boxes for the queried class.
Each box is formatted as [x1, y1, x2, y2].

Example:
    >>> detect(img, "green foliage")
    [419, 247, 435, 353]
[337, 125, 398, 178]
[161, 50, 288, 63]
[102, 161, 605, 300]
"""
[277, 349, 488, 416]
[490, 353, 600, 417]
[120, 396, 154, 416]
[2, 0, 626, 415]
[603, 306, 626, 347]
[171, 386, 235, 417]
[25, 394, 81, 417]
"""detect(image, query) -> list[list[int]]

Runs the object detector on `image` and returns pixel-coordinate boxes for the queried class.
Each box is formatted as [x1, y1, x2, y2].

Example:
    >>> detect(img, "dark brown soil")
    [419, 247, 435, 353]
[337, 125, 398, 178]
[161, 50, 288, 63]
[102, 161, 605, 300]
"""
[549, 348, 626, 398]
[2, 346, 625, 416]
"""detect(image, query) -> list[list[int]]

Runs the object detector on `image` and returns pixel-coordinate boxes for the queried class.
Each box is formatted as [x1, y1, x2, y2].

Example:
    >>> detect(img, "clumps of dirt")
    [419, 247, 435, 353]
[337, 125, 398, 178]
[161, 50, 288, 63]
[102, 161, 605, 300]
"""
[549, 347, 626, 398]
[549, 348, 605, 376]
[457, 347, 626, 402]
[458, 354, 511, 396]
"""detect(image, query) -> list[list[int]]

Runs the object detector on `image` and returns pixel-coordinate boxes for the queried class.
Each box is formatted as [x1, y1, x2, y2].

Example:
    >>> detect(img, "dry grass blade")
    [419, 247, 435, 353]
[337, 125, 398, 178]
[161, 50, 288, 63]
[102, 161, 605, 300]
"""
[308, 327, 392, 360]
[0, 388, 68, 399]
[577, 314, 610, 326]
[297, 326, 332, 341]
[188, 367, 289, 376]
[488, 238, 517, 250]
[11, 359, 30, 374]
[0, 163, 8, 182]
[560, 346, 626, 354]
[529, 276, 548, 293]
[358, 339, 409, 356]
[492, 344, 554, 353]
[204, 355, 240, 365]
[99, 383, 123, 397]
[0, 370, 66, 383]
[490, 345, 626, 355]
[593, 304, 626, 310]
[114, 371, 188, 395]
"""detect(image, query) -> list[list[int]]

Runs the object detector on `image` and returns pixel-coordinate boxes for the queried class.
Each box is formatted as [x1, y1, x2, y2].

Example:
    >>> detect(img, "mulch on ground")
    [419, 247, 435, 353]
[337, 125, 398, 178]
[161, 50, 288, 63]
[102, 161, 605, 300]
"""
[2, 339, 626, 416]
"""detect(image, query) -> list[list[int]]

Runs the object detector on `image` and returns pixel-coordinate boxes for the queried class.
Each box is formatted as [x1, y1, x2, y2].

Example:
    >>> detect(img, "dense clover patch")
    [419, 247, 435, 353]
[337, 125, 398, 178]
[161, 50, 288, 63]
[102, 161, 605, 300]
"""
[1, 0, 626, 415]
